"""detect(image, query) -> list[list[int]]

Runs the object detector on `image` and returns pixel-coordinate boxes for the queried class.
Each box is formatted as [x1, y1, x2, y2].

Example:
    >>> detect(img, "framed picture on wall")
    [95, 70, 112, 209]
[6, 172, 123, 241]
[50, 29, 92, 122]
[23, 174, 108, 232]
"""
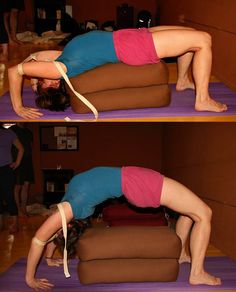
[40, 126, 79, 151]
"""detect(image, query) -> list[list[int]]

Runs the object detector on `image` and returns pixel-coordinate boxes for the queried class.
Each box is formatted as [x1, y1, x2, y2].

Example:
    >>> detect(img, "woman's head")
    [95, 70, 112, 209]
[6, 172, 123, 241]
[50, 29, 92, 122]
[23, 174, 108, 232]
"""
[35, 80, 71, 111]
[54, 219, 90, 258]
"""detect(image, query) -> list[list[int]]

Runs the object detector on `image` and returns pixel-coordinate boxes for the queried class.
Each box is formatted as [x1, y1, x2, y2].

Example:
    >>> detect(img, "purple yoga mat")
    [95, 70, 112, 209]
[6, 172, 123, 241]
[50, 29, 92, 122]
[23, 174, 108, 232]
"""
[0, 83, 236, 121]
[0, 256, 236, 291]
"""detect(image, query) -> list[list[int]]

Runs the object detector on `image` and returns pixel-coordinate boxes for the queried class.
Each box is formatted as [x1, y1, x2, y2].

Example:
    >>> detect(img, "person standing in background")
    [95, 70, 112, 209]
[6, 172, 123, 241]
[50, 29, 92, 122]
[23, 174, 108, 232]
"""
[0, 5, 9, 61]
[0, 123, 24, 233]
[11, 123, 34, 216]
[2, 0, 25, 45]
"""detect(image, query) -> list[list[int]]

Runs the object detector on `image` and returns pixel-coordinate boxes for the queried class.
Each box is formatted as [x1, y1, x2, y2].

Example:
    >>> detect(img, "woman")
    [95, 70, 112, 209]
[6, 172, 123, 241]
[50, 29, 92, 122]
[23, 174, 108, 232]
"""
[0, 6, 8, 61]
[8, 26, 227, 119]
[0, 123, 24, 233]
[26, 166, 221, 290]
[3, 0, 25, 45]
[11, 123, 34, 216]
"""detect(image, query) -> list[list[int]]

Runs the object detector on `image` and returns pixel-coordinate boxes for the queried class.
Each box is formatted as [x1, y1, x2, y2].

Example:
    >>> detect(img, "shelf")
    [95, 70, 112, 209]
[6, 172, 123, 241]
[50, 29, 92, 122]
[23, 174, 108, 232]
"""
[34, 0, 65, 35]
[42, 168, 74, 206]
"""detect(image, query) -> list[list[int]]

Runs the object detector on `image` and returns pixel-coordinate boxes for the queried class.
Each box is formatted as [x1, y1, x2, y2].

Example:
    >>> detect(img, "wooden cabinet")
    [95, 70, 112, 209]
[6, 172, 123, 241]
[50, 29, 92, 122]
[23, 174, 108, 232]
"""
[42, 168, 74, 206]
[34, 0, 66, 35]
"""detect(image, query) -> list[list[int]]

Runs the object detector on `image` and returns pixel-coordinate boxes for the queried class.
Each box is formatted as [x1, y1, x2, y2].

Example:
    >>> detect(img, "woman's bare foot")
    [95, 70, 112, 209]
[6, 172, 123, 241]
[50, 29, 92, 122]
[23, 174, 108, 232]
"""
[195, 97, 227, 112]
[189, 270, 221, 286]
[45, 257, 63, 267]
[179, 253, 191, 264]
[9, 36, 24, 46]
[176, 79, 195, 91]
[0, 54, 8, 62]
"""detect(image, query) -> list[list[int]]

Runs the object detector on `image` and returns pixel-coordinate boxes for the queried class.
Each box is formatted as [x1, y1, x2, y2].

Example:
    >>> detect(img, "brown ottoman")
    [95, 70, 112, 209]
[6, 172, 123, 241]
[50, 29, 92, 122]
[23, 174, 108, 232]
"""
[102, 203, 168, 226]
[66, 61, 171, 113]
[77, 226, 181, 284]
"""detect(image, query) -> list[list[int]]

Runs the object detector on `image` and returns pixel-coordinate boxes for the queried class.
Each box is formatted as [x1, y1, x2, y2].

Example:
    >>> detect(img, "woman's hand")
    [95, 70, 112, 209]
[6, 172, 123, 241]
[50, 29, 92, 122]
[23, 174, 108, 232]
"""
[45, 257, 63, 267]
[26, 277, 54, 291]
[15, 106, 43, 119]
[10, 161, 20, 170]
[31, 78, 38, 92]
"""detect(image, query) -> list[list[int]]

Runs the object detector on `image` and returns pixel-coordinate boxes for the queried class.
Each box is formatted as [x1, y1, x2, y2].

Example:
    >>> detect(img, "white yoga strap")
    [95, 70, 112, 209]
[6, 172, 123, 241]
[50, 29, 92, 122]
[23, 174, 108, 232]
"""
[57, 203, 70, 278]
[23, 54, 37, 62]
[17, 63, 24, 76]
[17, 54, 38, 76]
[53, 61, 98, 120]
[32, 233, 58, 247]
[32, 237, 47, 246]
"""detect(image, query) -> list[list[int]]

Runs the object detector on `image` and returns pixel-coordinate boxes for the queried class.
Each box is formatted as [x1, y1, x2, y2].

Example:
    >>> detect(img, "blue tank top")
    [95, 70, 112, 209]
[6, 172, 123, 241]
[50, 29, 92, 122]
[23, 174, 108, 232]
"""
[56, 30, 119, 77]
[61, 167, 122, 219]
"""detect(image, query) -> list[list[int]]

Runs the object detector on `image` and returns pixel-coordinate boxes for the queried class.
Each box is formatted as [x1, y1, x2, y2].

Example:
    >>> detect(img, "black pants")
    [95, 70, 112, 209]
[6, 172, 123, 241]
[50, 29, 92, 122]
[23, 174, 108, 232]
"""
[0, 11, 8, 44]
[0, 165, 18, 216]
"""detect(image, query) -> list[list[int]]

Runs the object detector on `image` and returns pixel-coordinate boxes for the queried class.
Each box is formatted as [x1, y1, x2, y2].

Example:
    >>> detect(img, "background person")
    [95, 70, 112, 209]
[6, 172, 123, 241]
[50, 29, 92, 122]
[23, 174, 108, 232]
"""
[2, 0, 25, 45]
[0, 5, 8, 61]
[0, 123, 24, 233]
[11, 123, 34, 216]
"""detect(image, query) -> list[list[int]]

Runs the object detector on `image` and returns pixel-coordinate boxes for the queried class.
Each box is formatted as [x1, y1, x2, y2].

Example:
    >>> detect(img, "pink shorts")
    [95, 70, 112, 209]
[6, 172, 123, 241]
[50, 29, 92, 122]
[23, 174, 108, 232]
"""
[121, 166, 164, 208]
[113, 28, 160, 65]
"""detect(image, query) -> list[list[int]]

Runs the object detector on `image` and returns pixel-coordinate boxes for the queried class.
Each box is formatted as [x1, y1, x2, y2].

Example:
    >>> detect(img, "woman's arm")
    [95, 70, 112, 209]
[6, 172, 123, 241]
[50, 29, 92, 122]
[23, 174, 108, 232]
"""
[29, 50, 62, 62]
[8, 61, 67, 119]
[21, 61, 66, 79]
[11, 138, 24, 169]
[8, 65, 43, 119]
[44, 241, 63, 267]
[25, 202, 73, 290]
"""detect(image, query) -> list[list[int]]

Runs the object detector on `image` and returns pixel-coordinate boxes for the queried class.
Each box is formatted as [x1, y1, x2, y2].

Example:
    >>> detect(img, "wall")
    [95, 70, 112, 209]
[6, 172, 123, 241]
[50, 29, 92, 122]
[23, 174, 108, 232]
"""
[156, 0, 236, 90]
[161, 122, 236, 259]
[19, 0, 157, 32]
[66, 0, 157, 28]
[28, 122, 163, 199]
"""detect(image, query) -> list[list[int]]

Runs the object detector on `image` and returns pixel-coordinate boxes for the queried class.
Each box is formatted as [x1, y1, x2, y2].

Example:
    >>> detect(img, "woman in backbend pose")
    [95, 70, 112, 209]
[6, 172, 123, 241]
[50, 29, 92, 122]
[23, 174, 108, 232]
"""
[8, 26, 227, 119]
[26, 166, 221, 290]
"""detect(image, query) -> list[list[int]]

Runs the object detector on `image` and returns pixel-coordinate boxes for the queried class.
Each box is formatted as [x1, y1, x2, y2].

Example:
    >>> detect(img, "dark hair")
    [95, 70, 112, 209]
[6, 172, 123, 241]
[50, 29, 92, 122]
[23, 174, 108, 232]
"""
[35, 80, 71, 112]
[54, 219, 90, 258]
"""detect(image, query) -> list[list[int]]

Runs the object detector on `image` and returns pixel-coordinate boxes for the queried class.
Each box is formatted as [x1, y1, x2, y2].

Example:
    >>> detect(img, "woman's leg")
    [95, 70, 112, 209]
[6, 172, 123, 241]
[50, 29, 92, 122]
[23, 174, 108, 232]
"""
[149, 25, 195, 32]
[10, 9, 22, 44]
[151, 29, 227, 112]
[149, 26, 195, 91]
[14, 184, 21, 214]
[176, 214, 193, 263]
[0, 11, 9, 61]
[0, 43, 8, 61]
[176, 52, 195, 91]
[14, 182, 29, 215]
[160, 176, 221, 285]
[1, 166, 18, 233]
[20, 181, 30, 215]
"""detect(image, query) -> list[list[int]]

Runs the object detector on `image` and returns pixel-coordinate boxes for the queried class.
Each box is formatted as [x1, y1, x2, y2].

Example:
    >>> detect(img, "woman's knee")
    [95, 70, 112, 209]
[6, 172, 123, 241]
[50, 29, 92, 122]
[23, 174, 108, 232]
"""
[198, 31, 212, 48]
[205, 204, 212, 219]
[197, 203, 212, 223]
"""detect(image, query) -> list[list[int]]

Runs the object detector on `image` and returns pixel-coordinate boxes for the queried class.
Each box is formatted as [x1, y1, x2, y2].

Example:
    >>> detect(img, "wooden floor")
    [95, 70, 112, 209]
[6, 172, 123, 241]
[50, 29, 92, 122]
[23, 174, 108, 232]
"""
[0, 214, 45, 274]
